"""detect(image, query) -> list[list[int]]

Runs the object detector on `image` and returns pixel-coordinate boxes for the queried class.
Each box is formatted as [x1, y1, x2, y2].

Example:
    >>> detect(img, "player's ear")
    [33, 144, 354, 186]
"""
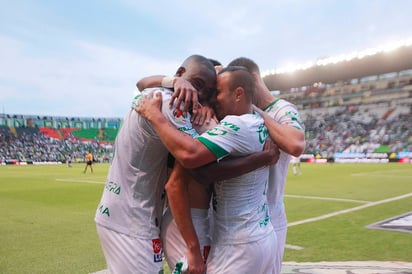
[234, 87, 243, 101]
[175, 66, 186, 77]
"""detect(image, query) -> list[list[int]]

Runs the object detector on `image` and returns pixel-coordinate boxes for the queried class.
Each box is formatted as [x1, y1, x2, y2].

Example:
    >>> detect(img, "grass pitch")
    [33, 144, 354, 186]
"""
[284, 163, 412, 262]
[0, 162, 411, 273]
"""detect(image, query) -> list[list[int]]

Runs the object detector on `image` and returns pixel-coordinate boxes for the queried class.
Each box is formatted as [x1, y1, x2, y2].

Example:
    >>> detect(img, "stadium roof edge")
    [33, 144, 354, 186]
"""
[263, 40, 412, 91]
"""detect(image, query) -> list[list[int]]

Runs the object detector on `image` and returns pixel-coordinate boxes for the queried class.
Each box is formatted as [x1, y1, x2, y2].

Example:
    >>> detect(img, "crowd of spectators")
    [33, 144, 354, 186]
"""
[303, 103, 412, 157]
[0, 127, 113, 164]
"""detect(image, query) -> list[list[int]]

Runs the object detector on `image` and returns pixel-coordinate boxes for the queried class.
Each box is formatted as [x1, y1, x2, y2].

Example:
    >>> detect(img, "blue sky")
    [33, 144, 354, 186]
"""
[1, 0, 412, 118]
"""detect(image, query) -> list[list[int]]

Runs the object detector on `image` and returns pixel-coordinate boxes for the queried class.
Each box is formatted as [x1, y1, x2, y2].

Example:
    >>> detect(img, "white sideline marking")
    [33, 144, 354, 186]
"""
[351, 169, 412, 177]
[285, 194, 369, 203]
[56, 178, 105, 184]
[285, 244, 304, 250]
[288, 192, 412, 227]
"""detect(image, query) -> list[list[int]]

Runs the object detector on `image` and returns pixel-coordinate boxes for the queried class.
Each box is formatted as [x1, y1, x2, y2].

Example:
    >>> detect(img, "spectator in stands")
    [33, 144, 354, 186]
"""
[67, 154, 72, 168]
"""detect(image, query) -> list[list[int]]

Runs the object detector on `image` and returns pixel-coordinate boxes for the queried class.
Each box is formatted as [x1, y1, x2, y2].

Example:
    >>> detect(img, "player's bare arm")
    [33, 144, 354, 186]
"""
[136, 75, 166, 91]
[135, 91, 216, 168]
[190, 138, 280, 184]
[165, 163, 206, 274]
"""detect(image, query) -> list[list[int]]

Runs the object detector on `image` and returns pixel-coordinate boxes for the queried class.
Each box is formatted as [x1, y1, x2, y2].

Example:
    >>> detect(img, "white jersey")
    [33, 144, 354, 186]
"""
[197, 113, 273, 244]
[290, 155, 301, 164]
[95, 88, 198, 239]
[264, 98, 305, 230]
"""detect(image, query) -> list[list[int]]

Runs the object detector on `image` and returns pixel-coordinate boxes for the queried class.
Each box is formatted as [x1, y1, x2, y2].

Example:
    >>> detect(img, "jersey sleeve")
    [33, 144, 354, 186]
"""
[265, 99, 305, 131]
[132, 87, 199, 138]
[196, 115, 263, 161]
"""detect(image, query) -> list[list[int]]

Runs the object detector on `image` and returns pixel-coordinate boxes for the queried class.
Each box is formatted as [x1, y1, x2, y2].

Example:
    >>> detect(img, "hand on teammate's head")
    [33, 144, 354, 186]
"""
[169, 77, 199, 115]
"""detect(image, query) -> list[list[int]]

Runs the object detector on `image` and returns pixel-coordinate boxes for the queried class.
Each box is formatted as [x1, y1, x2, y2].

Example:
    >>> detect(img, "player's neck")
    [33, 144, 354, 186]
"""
[255, 86, 275, 110]
[235, 103, 254, 116]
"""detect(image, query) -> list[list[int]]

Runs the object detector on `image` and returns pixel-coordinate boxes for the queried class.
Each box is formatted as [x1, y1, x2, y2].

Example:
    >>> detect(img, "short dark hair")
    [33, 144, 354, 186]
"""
[208, 58, 222, 67]
[218, 65, 249, 75]
[228, 57, 260, 76]
[184, 55, 216, 73]
[218, 66, 255, 102]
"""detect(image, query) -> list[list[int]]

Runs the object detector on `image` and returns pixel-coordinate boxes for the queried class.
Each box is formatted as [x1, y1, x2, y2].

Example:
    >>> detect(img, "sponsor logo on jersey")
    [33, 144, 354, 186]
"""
[259, 213, 270, 228]
[220, 121, 240, 131]
[206, 121, 240, 136]
[258, 123, 268, 144]
[105, 181, 121, 195]
[152, 238, 163, 263]
[206, 127, 227, 136]
[259, 203, 268, 213]
[97, 203, 110, 217]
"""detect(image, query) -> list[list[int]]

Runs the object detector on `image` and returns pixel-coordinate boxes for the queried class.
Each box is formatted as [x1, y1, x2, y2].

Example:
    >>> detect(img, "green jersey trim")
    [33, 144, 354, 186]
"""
[197, 136, 229, 160]
[263, 98, 280, 112]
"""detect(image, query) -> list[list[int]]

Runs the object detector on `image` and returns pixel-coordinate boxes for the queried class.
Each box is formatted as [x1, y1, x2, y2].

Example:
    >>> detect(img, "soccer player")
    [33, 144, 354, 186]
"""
[94, 55, 217, 274]
[136, 66, 277, 273]
[228, 57, 306, 273]
[291, 155, 302, 175]
[83, 151, 93, 173]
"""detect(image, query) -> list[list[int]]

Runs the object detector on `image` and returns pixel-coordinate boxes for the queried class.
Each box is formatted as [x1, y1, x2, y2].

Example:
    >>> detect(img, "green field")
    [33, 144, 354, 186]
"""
[1, 163, 411, 273]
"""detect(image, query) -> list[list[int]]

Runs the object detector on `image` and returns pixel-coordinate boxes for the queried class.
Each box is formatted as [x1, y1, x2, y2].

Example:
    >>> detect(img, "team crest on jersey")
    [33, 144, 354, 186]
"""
[152, 238, 163, 262]
[173, 108, 186, 118]
[172, 108, 188, 125]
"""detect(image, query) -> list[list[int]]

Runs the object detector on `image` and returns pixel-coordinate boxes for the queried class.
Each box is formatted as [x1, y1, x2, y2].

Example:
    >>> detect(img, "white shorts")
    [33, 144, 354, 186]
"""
[274, 226, 287, 274]
[96, 224, 163, 274]
[160, 207, 211, 270]
[206, 231, 277, 274]
[270, 203, 288, 273]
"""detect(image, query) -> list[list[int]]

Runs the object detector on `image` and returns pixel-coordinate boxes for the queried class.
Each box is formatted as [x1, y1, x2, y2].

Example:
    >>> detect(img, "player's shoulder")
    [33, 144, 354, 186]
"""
[265, 98, 296, 111]
[219, 113, 263, 132]
[264, 99, 302, 121]
[220, 114, 252, 125]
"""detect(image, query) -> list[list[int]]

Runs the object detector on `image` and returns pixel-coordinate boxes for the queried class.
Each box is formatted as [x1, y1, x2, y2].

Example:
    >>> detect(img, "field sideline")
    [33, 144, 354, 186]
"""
[1, 163, 411, 273]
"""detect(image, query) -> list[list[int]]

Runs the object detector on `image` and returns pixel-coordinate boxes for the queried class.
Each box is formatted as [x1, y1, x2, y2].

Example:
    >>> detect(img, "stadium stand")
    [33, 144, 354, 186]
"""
[70, 128, 100, 142]
[0, 115, 118, 165]
[39, 127, 62, 140]
[59, 127, 78, 139]
[263, 43, 412, 163]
